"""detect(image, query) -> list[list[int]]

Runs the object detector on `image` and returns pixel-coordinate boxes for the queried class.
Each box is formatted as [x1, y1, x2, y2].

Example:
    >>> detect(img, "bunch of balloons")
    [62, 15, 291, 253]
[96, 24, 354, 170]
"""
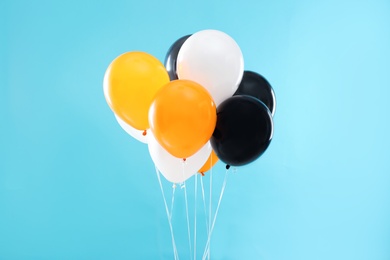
[103, 29, 275, 183]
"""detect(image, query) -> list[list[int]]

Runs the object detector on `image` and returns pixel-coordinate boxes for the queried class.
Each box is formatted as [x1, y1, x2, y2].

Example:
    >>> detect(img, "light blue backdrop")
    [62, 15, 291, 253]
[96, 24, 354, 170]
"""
[1, 0, 390, 259]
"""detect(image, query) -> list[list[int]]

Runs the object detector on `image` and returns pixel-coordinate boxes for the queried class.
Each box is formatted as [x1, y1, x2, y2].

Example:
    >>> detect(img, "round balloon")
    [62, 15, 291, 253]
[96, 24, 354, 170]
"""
[103, 52, 169, 130]
[211, 95, 273, 166]
[177, 30, 244, 106]
[164, 35, 191, 81]
[148, 131, 211, 183]
[234, 71, 276, 116]
[115, 115, 148, 144]
[149, 80, 217, 159]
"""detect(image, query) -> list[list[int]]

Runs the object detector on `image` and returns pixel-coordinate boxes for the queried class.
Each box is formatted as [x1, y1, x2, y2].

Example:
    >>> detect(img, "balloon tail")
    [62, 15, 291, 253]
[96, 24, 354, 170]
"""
[199, 172, 205, 176]
[155, 166, 179, 260]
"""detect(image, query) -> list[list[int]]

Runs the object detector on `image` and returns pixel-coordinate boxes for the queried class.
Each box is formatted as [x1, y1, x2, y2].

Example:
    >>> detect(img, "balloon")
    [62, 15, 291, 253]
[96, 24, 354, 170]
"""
[198, 150, 219, 174]
[210, 95, 273, 166]
[177, 29, 244, 106]
[115, 115, 148, 144]
[149, 80, 217, 159]
[164, 35, 191, 81]
[148, 131, 212, 183]
[234, 71, 276, 116]
[103, 52, 169, 130]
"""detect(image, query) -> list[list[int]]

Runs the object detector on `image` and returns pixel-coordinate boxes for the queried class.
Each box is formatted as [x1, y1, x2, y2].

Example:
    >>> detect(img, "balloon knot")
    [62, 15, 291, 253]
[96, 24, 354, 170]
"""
[226, 165, 231, 170]
[183, 158, 186, 162]
[199, 172, 205, 176]
[142, 130, 147, 136]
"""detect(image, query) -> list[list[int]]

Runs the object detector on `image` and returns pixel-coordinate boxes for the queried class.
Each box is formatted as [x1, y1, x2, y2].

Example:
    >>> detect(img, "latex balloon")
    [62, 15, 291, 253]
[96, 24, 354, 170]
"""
[148, 131, 212, 183]
[103, 52, 169, 130]
[177, 29, 244, 106]
[198, 150, 219, 174]
[149, 80, 217, 159]
[234, 71, 276, 116]
[211, 95, 273, 166]
[115, 115, 148, 144]
[164, 35, 191, 81]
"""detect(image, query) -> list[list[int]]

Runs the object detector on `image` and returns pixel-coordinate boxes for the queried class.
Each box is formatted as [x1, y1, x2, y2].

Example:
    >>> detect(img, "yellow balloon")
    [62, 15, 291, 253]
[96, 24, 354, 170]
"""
[103, 52, 169, 130]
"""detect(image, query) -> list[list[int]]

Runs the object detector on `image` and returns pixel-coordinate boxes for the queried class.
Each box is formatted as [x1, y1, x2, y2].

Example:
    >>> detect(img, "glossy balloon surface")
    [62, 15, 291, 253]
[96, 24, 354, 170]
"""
[234, 71, 276, 116]
[211, 95, 273, 166]
[149, 80, 217, 158]
[164, 35, 191, 81]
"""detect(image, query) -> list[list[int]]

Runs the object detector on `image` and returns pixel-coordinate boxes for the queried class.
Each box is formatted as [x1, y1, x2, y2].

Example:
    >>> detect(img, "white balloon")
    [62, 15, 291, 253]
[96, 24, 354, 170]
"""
[177, 29, 244, 106]
[148, 132, 211, 183]
[115, 115, 148, 144]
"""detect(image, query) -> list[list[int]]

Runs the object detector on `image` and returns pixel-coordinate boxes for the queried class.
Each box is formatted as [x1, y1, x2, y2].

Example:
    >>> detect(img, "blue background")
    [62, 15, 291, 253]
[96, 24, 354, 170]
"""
[1, 0, 390, 259]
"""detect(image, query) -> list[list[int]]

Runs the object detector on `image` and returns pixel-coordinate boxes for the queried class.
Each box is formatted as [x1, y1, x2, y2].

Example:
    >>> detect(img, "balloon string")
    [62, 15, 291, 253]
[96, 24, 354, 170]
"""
[171, 185, 179, 260]
[155, 166, 179, 260]
[182, 162, 193, 260]
[194, 173, 198, 260]
[208, 153, 214, 260]
[170, 183, 176, 221]
[202, 168, 229, 260]
[200, 176, 209, 235]
[207, 162, 213, 260]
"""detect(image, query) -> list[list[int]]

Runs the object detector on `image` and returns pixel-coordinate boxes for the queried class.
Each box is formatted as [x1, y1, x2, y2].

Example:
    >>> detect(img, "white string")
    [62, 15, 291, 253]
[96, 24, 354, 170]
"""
[193, 174, 198, 260]
[170, 184, 176, 220]
[155, 166, 179, 260]
[202, 168, 229, 260]
[171, 186, 179, 260]
[207, 166, 213, 260]
[200, 176, 209, 235]
[182, 161, 193, 260]
[207, 154, 214, 260]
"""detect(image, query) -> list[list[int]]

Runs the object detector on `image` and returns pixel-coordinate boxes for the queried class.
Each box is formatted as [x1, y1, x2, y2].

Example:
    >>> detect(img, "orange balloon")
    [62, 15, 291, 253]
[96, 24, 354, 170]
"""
[198, 150, 219, 174]
[103, 52, 169, 130]
[149, 80, 217, 158]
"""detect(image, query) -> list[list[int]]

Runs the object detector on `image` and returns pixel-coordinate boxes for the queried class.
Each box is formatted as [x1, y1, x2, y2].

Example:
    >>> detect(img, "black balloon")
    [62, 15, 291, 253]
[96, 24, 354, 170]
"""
[210, 95, 273, 167]
[164, 35, 191, 81]
[234, 71, 276, 116]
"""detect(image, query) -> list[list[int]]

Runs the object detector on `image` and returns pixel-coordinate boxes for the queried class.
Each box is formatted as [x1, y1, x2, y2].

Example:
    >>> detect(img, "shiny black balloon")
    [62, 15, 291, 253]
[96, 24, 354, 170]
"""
[234, 71, 276, 116]
[164, 35, 191, 81]
[210, 95, 273, 167]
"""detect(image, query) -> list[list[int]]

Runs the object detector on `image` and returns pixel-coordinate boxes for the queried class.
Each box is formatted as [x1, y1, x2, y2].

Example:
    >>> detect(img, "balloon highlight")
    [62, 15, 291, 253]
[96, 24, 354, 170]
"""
[103, 29, 276, 182]
[103, 52, 169, 130]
